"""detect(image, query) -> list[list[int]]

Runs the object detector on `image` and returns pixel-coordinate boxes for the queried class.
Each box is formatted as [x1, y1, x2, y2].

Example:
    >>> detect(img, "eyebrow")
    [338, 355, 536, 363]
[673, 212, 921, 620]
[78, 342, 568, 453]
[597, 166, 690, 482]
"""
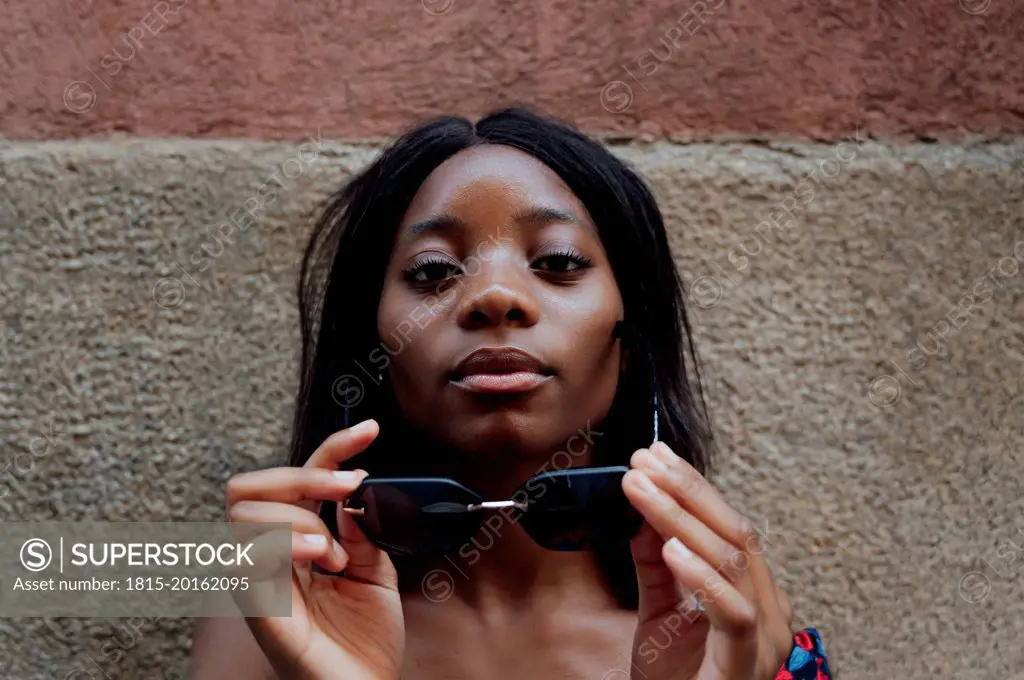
[406, 205, 592, 238]
[408, 215, 466, 236]
[513, 206, 583, 229]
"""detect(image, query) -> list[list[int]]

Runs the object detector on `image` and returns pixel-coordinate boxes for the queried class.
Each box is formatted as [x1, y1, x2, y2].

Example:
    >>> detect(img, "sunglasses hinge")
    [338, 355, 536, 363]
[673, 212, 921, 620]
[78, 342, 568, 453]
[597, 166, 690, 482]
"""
[465, 500, 529, 512]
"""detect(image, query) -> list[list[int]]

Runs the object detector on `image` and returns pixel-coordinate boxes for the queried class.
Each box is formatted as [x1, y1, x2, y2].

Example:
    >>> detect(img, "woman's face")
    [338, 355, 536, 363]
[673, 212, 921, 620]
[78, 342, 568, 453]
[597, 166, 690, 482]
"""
[377, 144, 624, 462]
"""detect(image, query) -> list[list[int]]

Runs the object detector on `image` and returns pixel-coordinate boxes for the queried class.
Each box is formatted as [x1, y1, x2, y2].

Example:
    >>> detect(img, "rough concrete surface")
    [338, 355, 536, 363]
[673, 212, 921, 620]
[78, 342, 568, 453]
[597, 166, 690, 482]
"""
[1, 139, 1023, 678]
[1, 0, 1023, 141]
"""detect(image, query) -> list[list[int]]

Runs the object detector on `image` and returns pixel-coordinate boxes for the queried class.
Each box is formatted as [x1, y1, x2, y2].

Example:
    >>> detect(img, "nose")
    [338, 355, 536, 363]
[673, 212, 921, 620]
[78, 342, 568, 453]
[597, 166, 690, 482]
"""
[455, 254, 540, 331]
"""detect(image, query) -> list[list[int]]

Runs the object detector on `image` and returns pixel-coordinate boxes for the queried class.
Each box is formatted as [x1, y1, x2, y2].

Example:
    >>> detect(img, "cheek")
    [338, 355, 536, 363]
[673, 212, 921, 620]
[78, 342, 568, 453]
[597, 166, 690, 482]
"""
[558, 272, 622, 354]
[552, 277, 623, 400]
[567, 330, 621, 393]
[378, 281, 435, 353]
[377, 275, 458, 349]
[555, 331, 622, 435]
[378, 297, 445, 394]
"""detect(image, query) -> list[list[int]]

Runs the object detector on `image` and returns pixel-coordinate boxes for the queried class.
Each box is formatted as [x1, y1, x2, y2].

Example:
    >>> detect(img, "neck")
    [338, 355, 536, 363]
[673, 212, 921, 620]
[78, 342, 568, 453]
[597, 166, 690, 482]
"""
[397, 444, 621, 620]
[405, 527, 620, 622]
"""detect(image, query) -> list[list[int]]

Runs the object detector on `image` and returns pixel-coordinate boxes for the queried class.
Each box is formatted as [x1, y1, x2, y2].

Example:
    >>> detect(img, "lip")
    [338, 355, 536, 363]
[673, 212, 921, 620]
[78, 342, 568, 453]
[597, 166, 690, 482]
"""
[449, 347, 554, 394]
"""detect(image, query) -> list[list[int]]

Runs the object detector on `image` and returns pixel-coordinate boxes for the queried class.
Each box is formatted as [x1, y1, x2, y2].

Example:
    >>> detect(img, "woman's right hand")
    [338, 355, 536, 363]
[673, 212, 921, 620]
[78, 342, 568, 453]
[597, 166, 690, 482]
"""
[225, 419, 404, 680]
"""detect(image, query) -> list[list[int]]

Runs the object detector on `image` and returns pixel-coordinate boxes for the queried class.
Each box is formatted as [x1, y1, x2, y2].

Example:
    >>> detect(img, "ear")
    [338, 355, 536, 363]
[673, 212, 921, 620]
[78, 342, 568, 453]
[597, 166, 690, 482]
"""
[620, 345, 631, 374]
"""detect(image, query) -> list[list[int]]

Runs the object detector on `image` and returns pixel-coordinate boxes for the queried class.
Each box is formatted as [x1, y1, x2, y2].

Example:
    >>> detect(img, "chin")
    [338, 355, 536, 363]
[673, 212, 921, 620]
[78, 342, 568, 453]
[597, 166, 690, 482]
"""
[453, 413, 556, 460]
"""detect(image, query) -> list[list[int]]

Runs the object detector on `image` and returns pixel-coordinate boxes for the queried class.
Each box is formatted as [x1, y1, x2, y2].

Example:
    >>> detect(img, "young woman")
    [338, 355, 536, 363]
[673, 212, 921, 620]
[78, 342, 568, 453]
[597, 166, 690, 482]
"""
[188, 107, 831, 680]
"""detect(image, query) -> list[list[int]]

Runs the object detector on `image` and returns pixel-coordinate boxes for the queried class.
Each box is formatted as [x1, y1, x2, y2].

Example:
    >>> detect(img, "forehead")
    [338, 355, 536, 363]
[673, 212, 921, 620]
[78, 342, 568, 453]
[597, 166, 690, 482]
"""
[401, 144, 588, 223]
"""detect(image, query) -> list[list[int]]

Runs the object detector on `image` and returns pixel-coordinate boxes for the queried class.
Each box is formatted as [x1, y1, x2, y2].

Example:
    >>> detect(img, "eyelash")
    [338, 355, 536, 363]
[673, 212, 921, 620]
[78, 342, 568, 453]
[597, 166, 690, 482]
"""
[401, 248, 593, 285]
[535, 247, 593, 273]
[402, 255, 460, 285]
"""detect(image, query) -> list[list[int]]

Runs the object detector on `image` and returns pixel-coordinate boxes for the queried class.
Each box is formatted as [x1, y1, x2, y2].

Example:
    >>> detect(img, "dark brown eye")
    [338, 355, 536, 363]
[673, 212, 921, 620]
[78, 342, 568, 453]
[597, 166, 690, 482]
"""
[402, 256, 462, 285]
[533, 248, 592, 273]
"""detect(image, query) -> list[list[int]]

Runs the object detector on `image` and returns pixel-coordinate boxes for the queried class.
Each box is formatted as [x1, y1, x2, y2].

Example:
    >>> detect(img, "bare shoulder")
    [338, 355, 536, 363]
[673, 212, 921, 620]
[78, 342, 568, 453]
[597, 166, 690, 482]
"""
[187, 617, 276, 680]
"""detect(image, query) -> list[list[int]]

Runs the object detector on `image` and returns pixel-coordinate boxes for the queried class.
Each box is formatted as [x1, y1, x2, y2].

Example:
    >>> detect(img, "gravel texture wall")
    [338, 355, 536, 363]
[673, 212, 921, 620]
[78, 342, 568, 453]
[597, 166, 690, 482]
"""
[1, 0, 1022, 141]
[1, 139, 1022, 678]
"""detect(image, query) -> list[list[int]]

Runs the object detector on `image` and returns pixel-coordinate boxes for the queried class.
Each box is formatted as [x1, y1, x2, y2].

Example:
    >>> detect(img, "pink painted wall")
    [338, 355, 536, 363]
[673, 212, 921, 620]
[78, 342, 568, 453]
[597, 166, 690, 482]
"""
[1, 0, 1022, 141]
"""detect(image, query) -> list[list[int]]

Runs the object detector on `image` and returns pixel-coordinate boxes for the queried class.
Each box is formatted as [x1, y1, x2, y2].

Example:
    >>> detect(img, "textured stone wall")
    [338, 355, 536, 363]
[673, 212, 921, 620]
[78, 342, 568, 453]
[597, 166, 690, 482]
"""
[1, 139, 1022, 678]
[1, 0, 1023, 140]
[2, 0, 1023, 677]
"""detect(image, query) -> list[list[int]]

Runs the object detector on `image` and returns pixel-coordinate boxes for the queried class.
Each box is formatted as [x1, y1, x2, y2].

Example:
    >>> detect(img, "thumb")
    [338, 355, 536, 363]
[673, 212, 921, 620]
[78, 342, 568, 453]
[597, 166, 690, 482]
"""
[632, 521, 692, 620]
[337, 501, 398, 590]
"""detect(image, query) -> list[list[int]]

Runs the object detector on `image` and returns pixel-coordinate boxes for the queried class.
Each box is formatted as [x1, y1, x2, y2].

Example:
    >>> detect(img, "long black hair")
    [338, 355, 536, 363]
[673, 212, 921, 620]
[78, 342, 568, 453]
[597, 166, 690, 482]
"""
[289, 106, 714, 608]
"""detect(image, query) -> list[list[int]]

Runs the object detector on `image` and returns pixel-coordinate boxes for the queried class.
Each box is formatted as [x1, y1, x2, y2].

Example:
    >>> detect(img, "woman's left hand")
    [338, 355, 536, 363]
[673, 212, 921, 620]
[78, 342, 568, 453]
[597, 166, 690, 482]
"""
[622, 441, 794, 680]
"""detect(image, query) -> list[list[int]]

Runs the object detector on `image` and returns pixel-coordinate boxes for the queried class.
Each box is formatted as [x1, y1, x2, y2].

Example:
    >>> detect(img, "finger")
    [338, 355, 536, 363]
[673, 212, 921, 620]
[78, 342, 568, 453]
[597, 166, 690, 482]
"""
[336, 504, 397, 589]
[629, 451, 749, 581]
[226, 467, 365, 509]
[306, 419, 380, 470]
[745, 550, 793, 658]
[643, 441, 753, 550]
[226, 527, 294, 581]
[629, 521, 681, 617]
[290, 532, 348, 572]
[229, 500, 329, 532]
[228, 500, 349, 573]
[662, 537, 757, 678]
[769, 581, 795, 659]
[629, 456, 791, 663]
[226, 528, 295, 617]
[623, 468, 757, 603]
[639, 447, 793, 643]
[777, 585, 793, 627]
[227, 522, 339, 580]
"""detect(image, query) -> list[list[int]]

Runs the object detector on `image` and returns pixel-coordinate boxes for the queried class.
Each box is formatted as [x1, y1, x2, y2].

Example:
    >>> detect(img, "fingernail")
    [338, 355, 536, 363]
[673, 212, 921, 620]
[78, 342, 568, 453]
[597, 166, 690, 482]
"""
[350, 419, 375, 436]
[333, 470, 361, 483]
[651, 441, 676, 466]
[303, 534, 327, 547]
[641, 449, 669, 473]
[665, 537, 693, 561]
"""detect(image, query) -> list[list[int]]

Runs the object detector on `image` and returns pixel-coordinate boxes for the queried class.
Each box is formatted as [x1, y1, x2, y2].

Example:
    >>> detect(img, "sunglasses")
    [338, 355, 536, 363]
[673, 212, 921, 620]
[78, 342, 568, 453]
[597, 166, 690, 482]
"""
[339, 465, 642, 556]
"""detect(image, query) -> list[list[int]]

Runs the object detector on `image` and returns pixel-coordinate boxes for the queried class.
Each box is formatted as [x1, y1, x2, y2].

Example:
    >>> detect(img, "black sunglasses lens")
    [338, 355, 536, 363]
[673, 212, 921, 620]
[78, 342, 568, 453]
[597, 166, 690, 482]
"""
[347, 479, 482, 557]
[517, 467, 642, 551]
